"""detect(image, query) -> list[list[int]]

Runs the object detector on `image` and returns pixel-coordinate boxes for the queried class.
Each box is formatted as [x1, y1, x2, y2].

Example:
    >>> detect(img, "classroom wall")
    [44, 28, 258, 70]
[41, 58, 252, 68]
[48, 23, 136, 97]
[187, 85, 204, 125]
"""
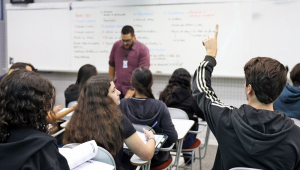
[0, 0, 255, 143]
[0, 21, 5, 75]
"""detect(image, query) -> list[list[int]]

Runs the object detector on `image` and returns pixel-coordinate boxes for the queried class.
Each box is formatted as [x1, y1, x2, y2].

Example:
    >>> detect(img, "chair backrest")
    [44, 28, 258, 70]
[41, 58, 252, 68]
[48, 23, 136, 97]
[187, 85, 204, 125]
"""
[168, 107, 189, 120]
[132, 123, 155, 133]
[92, 146, 116, 167]
[67, 101, 77, 108]
[62, 143, 116, 167]
[291, 118, 300, 127]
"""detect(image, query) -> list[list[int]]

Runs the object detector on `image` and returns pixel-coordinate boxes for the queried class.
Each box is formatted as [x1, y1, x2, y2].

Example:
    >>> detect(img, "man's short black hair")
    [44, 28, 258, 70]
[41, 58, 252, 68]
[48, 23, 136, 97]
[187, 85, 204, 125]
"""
[121, 25, 134, 36]
[244, 57, 288, 104]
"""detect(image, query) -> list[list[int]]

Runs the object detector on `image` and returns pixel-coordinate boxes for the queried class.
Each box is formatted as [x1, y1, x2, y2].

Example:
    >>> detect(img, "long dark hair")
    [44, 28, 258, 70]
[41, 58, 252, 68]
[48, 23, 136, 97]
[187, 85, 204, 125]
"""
[63, 76, 124, 157]
[0, 70, 56, 143]
[68, 64, 97, 92]
[131, 67, 155, 99]
[159, 68, 192, 105]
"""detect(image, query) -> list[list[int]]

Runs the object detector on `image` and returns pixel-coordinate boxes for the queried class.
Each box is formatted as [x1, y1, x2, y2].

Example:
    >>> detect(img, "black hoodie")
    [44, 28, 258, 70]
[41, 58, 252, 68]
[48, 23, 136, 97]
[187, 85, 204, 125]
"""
[192, 56, 300, 170]
[64, 84, 79, 107]
[0, 127, 69, 170]
[119, 98, 178, 166]
[165, 87, 205, 130]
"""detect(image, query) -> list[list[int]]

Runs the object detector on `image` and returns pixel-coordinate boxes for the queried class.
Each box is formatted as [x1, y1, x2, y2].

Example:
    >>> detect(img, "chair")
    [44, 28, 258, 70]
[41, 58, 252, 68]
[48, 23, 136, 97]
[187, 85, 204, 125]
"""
[291, 118, 300, 127]
[63, 143, 116, 167]
[51, 128, 65, 137]
[67, 101, 77, 108]
[132, 123, 174, 170]
[168, 107, 210, 170]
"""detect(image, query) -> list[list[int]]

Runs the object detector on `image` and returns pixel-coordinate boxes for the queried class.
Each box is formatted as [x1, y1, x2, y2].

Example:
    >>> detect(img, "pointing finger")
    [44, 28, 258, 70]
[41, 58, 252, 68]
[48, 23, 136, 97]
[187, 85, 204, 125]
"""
[215, 24, 219, 39]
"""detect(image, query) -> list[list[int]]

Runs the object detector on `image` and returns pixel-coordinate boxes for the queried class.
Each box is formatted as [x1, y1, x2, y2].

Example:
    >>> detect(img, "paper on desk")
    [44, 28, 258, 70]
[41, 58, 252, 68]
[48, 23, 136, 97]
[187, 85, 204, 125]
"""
[59, 140, 98, 169]
[123, 131, 164, 148]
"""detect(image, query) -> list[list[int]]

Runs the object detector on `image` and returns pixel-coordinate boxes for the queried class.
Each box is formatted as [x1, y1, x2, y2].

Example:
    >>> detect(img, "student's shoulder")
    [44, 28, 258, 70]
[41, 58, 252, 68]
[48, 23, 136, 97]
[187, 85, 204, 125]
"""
[65, 84, 79, 92]
[147, 98, 168, 109]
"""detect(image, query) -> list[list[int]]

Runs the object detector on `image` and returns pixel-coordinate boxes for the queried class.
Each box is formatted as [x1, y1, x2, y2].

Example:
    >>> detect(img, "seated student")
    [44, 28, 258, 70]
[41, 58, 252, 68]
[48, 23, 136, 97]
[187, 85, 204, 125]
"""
[0, 70, 69, 170]
[274, 63, 300, 119]
[193, 25, 300, 170]
[119, 67, 178, 168]
[0, 62, 37, 82]
[159, 68, 205, 166]
[63, 76, 155, 170]
[64, 64, 97, 107]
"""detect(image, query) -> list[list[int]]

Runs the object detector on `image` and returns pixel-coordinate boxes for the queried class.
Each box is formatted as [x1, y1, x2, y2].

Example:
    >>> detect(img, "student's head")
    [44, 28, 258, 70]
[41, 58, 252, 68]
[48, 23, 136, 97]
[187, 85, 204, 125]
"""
[63, 76, 123, 156]
[131, 67, 155, 99]
[0, 70, 55, 143]
[244, 57, 288, 104]
[121, 25, 135, 49]
[75, 64, 97, 92]
[9, 62, 37, 72]
[290, 63, 300, 87]
[159, 68, 191, 104]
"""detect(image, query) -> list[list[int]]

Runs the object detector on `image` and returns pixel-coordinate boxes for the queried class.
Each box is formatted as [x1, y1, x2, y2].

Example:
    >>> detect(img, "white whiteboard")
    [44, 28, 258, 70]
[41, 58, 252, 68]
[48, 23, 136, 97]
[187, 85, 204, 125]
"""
[6, 1, 300, 77]
[7, 9, 71, 71]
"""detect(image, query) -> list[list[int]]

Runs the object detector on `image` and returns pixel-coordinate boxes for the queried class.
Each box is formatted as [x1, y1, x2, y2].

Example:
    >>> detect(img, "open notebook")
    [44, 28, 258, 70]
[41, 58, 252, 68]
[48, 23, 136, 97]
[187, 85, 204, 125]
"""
[59, 140, 114, 170]
[123, 131, 166, 149]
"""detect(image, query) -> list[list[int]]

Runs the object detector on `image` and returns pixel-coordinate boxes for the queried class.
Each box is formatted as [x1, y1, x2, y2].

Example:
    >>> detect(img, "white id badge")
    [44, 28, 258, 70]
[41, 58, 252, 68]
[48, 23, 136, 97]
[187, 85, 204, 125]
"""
[123, 60, 128, 68]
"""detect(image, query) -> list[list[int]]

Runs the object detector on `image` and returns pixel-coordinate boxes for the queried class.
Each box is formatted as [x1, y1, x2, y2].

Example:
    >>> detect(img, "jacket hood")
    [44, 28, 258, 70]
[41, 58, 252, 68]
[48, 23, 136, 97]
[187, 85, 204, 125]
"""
[168, 88, 191, 105]
[120, 98, 165, 125]
[278, 83, 300, 103]
[231, 104, 295, 156]
[65, 84, 79, 98]
[0, 127, 55, 170]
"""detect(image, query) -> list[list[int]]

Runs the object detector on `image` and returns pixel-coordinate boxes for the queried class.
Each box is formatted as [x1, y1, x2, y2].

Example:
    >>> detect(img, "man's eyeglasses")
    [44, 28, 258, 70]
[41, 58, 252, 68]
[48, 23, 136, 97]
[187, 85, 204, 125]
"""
[120, 38, 133, 44]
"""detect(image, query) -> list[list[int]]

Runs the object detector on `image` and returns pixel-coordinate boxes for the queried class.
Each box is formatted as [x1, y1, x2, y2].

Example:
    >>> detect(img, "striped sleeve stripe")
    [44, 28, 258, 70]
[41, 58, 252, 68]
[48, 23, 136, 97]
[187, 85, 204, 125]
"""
[196, 61, 234, 110]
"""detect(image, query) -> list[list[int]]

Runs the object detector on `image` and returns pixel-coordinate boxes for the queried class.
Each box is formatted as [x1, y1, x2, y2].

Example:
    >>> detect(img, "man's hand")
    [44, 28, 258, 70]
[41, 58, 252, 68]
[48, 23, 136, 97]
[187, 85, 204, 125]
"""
[202, 24, 219, 58]
[125, 89, 135, 98]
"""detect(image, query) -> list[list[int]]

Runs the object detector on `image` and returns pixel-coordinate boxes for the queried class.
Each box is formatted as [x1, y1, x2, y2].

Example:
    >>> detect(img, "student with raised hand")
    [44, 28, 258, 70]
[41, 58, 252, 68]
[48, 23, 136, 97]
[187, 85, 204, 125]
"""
[274, 63, 300, 120]
[64, 64, 97, 107]
[0, 70, 69, 170]
[119, 67, 178, 168]
[192, 25, 300, 170]
[159, 68, 205, 166]
[63, 76, 155, 170]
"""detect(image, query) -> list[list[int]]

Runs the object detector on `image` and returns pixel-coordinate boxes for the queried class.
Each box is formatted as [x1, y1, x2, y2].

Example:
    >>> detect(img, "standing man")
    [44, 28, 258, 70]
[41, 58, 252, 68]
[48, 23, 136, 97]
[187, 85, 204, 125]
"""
[109, 25, 150, 99]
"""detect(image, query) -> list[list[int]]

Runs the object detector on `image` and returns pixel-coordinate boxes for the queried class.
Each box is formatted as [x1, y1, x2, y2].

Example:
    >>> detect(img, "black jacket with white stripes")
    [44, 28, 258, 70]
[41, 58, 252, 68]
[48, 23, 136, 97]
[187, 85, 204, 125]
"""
[192, 55, 300, 170]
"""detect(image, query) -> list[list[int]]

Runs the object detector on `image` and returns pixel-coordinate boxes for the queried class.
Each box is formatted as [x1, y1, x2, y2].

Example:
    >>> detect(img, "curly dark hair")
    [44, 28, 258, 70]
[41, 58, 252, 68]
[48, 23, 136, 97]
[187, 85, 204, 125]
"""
[159, 68, 191, 105]
[131, 67, 155, 99]
[0, 70, 56, 143]
[10, 62, 37, 72]
[244, 57, 288, 104]
[63, 76, 124, 157]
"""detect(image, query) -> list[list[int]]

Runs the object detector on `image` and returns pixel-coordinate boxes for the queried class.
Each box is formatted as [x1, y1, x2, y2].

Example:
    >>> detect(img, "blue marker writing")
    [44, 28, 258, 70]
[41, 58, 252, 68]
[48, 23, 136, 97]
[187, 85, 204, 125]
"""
[149, 121, 158, 132]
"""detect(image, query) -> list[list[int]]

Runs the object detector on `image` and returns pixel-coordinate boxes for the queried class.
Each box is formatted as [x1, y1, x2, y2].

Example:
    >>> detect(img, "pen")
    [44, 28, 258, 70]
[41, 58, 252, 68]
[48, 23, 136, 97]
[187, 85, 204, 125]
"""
[149, 121, 158, 131]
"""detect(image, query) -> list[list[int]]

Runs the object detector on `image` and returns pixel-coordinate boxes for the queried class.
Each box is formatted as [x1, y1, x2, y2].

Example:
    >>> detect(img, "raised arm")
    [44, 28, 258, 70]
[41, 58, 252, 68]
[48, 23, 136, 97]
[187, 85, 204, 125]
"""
[192, 25, 234, 135]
